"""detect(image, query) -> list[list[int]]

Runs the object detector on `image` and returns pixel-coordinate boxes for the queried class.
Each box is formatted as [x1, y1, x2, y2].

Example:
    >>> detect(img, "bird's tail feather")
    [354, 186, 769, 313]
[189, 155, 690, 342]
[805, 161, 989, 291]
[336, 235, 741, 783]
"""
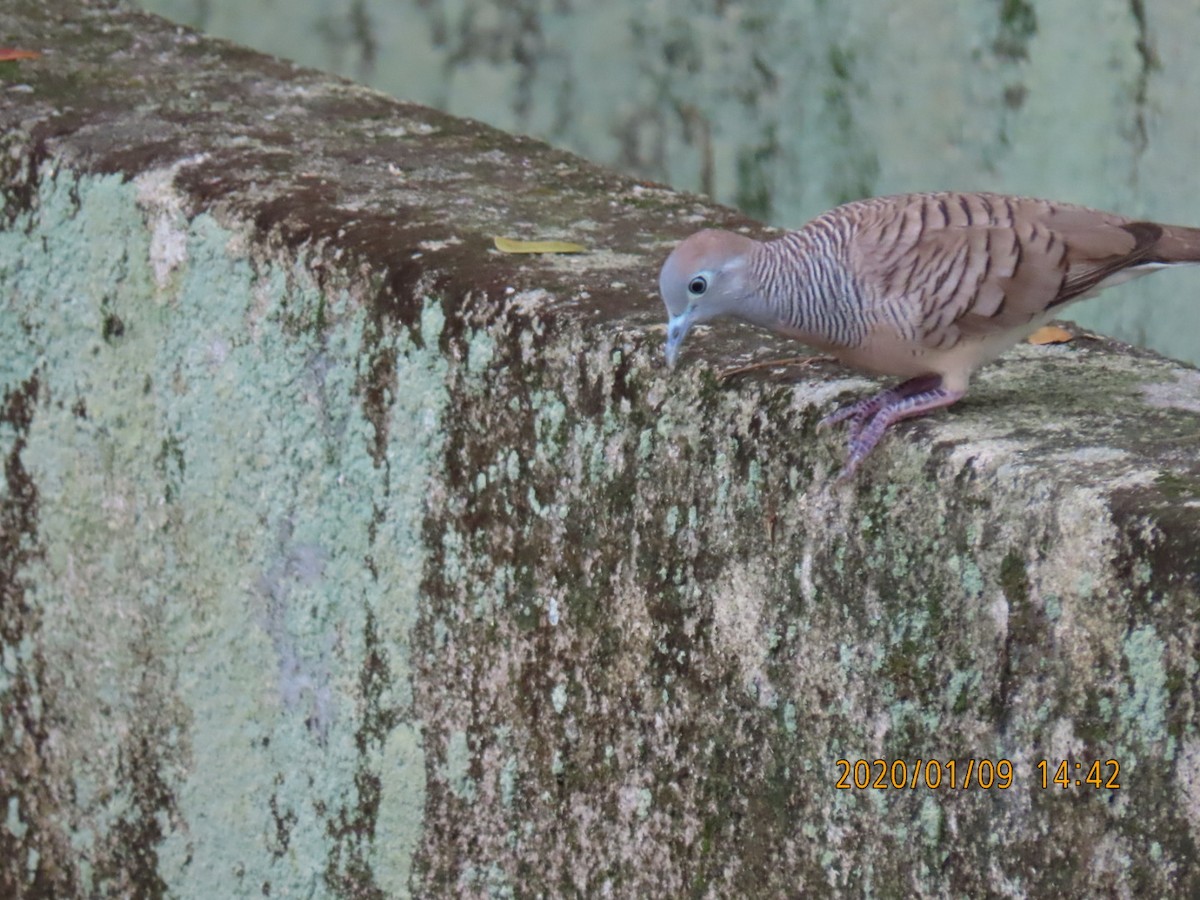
[1152, 224, 1200, 263]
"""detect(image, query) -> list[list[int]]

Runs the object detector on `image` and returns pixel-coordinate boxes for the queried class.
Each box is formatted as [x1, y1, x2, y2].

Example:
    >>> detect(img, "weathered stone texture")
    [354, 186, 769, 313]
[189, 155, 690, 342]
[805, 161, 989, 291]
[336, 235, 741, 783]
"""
[2, 2, 1200, 898]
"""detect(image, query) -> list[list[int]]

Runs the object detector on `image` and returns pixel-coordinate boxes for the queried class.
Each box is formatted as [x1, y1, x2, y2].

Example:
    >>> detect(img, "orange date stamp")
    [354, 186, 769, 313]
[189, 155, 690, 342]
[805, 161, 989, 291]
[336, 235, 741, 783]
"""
[834, 758, 1122, 790]
[1036, 759, 1121, 789]
[835, 758, 1014, 790]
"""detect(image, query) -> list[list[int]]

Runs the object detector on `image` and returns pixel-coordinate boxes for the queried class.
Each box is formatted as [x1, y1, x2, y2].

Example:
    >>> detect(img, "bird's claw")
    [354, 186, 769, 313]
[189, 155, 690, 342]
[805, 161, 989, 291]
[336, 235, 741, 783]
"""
[820, 375, 960, 481]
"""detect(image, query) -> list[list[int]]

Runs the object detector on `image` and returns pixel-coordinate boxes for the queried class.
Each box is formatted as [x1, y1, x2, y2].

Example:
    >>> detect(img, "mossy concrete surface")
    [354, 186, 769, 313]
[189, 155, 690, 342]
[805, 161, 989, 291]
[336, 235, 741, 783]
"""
[2, 2, 1200, 897]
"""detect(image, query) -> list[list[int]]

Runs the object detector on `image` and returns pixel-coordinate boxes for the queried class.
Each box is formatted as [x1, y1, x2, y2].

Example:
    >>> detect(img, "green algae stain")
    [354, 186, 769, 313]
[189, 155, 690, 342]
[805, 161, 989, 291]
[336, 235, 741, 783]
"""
[999, 551, 1031, 605]
[0, 169, 443, 898]
[374, 723, 426, 897]
[995, 0, 1038, 61]
[445, 730, 476, 802]
[1122, 625, 1167, 742]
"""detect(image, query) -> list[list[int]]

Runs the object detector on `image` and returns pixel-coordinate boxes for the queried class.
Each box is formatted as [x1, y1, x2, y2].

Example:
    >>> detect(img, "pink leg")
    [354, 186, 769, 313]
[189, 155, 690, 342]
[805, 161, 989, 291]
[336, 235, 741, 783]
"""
[822, 376, 965, 481]
[819, 374, 943, 441]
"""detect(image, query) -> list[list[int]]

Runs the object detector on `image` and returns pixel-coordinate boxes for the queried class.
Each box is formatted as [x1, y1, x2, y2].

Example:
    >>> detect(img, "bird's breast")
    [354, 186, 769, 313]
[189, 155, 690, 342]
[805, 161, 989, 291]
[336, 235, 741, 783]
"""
[830, 315, 1050, 391]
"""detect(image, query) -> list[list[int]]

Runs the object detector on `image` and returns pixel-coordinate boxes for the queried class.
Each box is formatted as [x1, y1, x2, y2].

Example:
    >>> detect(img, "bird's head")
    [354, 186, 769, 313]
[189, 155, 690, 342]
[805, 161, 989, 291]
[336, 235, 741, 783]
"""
[658, 229, 760, 368]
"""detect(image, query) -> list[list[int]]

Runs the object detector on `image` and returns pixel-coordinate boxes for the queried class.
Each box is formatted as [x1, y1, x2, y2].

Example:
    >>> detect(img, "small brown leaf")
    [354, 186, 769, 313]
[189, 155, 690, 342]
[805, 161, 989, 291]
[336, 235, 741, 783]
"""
[493, 236, 586, 254]
[0, 48, 41, 62]
[1027, 324, 1074, 345]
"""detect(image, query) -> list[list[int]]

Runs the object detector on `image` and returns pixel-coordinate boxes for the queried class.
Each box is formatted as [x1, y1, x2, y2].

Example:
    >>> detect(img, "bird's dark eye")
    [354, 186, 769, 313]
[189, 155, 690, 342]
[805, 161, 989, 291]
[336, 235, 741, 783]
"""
[687, 276, 708, 296]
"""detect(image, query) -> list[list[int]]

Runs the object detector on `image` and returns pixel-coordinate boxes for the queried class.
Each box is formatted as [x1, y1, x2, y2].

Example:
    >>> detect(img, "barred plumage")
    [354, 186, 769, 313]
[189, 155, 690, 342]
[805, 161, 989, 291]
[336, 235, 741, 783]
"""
[658, 191, 1200, 479]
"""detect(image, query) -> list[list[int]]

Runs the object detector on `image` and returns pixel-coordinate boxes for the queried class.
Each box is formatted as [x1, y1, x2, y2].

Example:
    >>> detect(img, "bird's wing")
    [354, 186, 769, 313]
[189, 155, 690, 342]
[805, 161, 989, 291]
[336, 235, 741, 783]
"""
[848, 193, 1161, 349]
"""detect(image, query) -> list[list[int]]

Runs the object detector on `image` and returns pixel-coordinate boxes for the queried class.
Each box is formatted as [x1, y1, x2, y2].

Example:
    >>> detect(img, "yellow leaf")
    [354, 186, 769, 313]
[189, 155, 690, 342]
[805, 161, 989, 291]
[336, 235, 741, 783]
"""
[1027, 324, 1074, 345]
[493, 236, 586, 254]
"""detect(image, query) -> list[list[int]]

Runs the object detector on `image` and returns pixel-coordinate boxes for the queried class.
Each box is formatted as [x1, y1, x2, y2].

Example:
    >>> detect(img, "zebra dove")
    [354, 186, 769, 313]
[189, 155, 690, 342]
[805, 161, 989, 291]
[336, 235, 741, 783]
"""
[659, 191, 1200, 480]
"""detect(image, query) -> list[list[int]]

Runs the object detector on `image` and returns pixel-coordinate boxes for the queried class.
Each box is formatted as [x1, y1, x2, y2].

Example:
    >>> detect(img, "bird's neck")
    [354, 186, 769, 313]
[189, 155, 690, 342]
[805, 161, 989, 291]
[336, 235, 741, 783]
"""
[744, 231, 868, 350]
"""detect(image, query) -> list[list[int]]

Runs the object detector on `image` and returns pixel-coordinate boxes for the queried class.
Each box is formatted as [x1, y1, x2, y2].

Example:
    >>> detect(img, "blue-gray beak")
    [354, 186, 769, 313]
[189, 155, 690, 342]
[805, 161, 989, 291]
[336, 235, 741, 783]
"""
[665, 309, 695, 369]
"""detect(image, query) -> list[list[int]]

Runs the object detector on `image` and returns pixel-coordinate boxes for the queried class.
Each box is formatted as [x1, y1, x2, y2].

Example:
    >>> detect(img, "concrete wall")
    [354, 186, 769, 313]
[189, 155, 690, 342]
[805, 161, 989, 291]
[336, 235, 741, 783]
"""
[135, 0, 1200, 366]
[3, 2, 1200, 897]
